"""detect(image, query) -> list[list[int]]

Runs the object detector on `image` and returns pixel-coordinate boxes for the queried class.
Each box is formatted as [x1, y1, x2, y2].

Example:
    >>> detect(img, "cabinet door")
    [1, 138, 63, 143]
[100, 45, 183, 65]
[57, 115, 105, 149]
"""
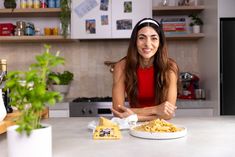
[71, 0, 152, 39]
[71, 0, 112, 39]
[111, 0, 152, 38]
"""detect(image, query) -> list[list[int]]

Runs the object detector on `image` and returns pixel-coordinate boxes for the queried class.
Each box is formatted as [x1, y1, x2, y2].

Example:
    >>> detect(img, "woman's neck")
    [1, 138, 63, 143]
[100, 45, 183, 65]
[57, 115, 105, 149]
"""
[139, 57, 154, 68]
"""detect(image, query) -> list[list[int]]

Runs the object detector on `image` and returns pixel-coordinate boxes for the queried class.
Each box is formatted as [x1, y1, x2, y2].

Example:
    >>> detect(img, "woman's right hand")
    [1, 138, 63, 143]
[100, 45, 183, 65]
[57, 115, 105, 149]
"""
[155, 101, 177, 117]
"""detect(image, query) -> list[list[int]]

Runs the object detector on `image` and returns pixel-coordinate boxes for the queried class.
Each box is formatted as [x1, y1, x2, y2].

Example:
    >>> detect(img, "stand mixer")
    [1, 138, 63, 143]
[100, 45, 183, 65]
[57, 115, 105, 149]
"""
[178, 72, 199, 99]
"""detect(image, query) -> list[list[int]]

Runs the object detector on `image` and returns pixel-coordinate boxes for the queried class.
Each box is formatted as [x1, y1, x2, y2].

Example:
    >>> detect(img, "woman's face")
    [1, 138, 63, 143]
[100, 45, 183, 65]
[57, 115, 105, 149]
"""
[136, 26, 160, 61]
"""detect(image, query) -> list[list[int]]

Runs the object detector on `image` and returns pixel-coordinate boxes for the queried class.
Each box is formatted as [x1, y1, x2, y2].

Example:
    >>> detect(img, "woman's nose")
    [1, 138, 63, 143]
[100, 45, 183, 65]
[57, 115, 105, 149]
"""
[145, 38, 151, 47]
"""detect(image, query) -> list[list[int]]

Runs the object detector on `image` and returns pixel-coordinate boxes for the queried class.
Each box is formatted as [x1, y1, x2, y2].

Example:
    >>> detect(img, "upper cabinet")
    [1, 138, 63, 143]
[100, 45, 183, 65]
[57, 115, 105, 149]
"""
[71, 0, 152, 39]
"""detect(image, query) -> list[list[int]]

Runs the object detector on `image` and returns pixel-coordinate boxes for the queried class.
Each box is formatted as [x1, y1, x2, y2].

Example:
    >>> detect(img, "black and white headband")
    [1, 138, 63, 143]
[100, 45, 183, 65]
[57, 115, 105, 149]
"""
[138, 19, 159, 27]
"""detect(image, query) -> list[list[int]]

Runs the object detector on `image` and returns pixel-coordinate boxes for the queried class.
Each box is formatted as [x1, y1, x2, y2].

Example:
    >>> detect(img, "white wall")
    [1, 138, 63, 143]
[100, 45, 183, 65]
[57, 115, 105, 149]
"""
[218, 0, 235, 17]
[198, 0, 219, 115]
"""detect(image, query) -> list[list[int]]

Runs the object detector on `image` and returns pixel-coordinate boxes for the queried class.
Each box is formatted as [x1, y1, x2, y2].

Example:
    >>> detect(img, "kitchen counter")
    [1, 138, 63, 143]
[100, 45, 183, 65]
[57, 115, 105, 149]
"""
[0, 116, 235, 157]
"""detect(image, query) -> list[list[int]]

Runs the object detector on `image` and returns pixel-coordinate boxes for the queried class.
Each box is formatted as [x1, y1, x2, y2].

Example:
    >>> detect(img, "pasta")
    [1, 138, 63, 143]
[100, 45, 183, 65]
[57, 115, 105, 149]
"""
[134, 119, 183, 133]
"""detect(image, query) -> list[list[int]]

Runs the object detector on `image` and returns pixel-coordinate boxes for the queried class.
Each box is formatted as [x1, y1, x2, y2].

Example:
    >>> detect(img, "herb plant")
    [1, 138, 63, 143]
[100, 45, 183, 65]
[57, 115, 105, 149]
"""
[189, 14, 203, 26]
[6, 45, 65, 135]
[48, 70, 74, 85]
[60, 0, 71, 38]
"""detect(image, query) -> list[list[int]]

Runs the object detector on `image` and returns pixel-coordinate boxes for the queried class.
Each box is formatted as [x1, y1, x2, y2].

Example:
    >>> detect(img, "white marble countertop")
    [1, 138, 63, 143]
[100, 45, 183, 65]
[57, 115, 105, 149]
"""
[1, 116, 234, 157]
[49, 99, 214, 110]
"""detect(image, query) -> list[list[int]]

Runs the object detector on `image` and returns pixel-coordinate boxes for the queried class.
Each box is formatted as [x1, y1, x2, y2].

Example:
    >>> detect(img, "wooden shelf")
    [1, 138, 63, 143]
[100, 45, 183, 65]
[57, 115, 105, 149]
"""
[0, 8, 61, 17]
[165, 33, 205, 40]
[153, 5, 205, 15]
[0, 35, 75, 42]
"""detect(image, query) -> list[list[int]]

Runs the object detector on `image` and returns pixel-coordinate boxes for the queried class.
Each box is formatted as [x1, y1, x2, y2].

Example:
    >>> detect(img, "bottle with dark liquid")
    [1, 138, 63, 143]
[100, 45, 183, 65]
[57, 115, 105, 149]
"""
[0, 59, 13, 113]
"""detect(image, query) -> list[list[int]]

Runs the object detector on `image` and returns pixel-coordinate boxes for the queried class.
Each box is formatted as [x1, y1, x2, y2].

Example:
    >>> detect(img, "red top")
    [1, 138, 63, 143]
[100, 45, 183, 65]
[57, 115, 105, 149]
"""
[129, 66, 155, 108]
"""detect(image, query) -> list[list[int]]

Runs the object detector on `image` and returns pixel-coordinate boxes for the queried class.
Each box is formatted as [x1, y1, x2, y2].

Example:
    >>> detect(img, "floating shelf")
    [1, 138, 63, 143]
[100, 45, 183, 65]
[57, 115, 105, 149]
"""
[165, 33, 205, 40]
[0, 8, 61, 17]
[0, 35, 74, 42]
[153, 5, 205, 15]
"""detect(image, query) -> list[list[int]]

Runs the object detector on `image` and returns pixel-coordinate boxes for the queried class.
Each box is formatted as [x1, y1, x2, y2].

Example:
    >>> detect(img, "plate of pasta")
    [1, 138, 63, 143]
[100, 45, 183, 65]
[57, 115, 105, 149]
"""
[129, 119, 187, 140]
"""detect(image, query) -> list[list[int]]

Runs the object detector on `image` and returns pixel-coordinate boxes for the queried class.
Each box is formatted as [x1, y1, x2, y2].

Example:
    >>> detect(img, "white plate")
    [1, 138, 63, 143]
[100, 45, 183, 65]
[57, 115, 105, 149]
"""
[129, 125, 187, 140]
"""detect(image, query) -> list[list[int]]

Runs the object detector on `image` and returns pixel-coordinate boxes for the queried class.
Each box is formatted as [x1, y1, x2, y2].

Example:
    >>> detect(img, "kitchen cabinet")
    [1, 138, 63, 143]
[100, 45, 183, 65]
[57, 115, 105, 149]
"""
[49, 102, 70, 118]
[71, 0, 152, 39]
[153, 5, 205, 40]
[0, 8, 73, 42]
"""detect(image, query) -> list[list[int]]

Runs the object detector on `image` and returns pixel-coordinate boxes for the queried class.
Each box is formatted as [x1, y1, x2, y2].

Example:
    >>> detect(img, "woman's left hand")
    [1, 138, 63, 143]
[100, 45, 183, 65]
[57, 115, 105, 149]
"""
[111, 105, 134, 118]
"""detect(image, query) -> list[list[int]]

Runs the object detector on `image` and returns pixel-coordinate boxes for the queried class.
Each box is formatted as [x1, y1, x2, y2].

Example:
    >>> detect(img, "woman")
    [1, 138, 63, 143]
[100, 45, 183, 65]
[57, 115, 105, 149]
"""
[111, 18, 179, 121]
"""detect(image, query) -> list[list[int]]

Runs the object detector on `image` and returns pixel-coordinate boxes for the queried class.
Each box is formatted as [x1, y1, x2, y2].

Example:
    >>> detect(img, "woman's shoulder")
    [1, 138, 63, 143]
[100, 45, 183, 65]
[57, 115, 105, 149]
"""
[114, 57, 126, 71]
[168, 58, 178, 71]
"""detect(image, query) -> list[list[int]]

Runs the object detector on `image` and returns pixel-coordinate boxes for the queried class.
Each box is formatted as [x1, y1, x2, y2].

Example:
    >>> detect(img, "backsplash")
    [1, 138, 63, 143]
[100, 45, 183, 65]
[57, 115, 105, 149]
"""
[0, 40, 199, 98]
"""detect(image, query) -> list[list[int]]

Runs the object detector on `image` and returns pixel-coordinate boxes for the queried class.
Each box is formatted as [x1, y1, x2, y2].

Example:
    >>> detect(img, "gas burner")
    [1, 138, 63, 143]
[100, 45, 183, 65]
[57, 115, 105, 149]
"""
[72, 97, 112, 102]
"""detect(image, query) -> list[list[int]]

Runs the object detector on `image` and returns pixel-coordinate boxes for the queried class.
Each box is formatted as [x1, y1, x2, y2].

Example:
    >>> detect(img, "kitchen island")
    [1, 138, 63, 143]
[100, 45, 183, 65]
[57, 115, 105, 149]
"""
[0, 116, 234, 157]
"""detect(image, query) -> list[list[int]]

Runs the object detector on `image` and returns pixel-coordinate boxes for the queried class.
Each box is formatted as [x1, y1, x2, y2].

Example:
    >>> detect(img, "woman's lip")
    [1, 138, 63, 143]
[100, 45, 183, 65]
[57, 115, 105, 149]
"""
[142, 48, 151, 53]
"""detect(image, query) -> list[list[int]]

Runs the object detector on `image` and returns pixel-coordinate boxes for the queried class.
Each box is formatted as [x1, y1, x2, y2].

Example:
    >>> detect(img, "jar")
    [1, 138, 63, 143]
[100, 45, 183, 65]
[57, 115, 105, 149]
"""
[14, 28, 24, 36]
[20, 0, 27, 8]
[33, 0, 40, 8]
[40, 0, 47, 8]
[25, 23, 35, 36]
[48, 0, 55, 8]
[27, 0, 33, 8]
[16, 21, 26, 30]
[55, 0, 60, 8]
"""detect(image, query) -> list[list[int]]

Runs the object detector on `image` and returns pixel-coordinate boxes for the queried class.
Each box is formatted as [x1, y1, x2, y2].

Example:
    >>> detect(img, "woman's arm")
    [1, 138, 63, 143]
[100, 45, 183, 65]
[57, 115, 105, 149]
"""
[112, 59, 126, 113]
[131, 70, 178, 120]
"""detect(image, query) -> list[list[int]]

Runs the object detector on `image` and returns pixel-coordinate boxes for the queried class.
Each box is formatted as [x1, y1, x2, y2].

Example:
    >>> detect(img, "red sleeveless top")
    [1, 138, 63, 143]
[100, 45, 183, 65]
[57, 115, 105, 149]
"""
[129, 66, 155, 108]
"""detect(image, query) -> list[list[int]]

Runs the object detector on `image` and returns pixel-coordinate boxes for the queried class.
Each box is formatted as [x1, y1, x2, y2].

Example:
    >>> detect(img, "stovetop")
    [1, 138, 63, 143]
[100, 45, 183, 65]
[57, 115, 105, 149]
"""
[72, 97, 112, 102]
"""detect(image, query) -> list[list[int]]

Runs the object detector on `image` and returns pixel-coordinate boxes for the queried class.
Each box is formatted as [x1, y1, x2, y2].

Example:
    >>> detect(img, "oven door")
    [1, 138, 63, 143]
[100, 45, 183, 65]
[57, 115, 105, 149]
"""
[69, 102, 113, 117]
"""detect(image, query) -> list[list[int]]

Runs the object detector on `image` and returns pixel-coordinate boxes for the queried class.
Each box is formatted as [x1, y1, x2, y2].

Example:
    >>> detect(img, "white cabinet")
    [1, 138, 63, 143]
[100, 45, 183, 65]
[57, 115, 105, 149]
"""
[175, 109, 214, 117]
[49, 102, 70, 118]
[71, 0, 152, 39]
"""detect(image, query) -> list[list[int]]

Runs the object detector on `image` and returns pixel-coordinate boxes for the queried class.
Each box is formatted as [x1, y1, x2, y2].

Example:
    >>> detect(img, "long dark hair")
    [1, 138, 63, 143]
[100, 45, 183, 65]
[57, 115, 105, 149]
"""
[125, 18, 179, 105]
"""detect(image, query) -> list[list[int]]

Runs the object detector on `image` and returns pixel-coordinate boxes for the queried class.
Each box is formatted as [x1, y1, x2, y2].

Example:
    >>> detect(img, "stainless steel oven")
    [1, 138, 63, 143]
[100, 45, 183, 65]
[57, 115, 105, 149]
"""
[69, 97, 129, 117]
[69, 97, 113, 117]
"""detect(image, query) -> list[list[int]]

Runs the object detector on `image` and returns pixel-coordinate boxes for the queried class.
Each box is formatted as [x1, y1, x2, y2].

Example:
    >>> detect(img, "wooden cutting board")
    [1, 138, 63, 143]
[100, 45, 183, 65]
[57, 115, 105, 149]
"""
[0, 108, 49, 134]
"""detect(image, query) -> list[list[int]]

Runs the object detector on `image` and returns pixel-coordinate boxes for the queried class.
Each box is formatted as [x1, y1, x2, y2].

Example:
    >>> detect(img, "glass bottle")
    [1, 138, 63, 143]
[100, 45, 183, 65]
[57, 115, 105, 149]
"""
[0, 59, 13, 113]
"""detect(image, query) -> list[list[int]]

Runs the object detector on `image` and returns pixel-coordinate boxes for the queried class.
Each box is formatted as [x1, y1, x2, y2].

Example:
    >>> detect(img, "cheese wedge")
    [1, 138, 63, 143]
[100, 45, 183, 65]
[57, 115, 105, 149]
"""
[93, 117, 121, 140]
[98, 117, 117, 127]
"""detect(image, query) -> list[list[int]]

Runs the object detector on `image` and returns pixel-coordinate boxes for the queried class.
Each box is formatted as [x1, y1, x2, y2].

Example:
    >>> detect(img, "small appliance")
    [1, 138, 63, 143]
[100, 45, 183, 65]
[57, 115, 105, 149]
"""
[178, 72, 199, 100]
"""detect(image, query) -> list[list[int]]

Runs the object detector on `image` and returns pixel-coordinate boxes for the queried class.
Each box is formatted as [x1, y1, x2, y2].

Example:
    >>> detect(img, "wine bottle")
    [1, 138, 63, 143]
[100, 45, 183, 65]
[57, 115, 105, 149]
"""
[0, 59, 13, 113]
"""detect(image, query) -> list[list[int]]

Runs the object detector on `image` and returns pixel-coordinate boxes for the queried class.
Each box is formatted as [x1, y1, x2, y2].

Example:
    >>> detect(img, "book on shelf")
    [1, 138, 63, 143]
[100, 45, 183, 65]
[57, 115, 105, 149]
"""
[160, 17, 187, 34]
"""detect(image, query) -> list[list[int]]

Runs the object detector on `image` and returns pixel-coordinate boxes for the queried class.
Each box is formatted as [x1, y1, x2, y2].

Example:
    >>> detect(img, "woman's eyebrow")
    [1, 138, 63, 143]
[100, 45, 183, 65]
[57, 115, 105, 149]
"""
[138, 34, 159, 37]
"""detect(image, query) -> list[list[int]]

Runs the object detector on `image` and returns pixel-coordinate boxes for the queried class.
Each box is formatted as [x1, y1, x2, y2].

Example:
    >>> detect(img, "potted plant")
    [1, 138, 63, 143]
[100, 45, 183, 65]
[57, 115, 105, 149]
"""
[6, 45, 64, 157]
[48, 70, 74, 99]
[59, 0, 71, 38]
[4, 0, 17, 9]
[189, 14, 203, 33]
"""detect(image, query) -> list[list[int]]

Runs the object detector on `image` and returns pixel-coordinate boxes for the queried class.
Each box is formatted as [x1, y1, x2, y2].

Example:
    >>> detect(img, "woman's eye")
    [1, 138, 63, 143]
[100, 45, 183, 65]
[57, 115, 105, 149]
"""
[138, 36, 145, 40]
[152, 37, 158, 41]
